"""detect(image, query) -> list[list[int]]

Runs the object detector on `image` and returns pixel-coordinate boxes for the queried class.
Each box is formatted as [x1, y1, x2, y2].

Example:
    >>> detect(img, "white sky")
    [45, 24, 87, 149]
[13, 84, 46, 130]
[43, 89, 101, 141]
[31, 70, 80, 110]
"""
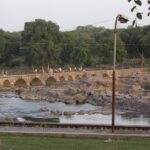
[0, 0, 149, 32]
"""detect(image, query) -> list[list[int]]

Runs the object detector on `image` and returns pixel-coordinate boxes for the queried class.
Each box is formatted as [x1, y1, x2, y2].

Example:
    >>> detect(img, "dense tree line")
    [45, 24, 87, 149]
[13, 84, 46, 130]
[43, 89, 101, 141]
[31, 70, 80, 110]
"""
[0, 19, 149, 68]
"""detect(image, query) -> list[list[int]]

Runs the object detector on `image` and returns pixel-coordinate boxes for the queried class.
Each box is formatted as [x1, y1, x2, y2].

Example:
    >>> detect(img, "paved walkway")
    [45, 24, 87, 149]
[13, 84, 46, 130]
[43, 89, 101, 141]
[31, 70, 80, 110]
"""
[0, 126, 149, 139]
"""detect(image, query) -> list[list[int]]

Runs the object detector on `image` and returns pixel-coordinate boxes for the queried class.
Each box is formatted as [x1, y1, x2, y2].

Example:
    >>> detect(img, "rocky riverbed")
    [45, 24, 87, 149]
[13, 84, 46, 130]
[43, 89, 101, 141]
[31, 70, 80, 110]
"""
[17, 71, 150, 115]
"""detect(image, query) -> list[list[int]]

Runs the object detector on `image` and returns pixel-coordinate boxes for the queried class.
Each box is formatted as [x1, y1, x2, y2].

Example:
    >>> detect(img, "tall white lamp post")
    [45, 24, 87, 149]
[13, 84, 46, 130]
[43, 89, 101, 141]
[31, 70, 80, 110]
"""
[112, 14, 128, 133]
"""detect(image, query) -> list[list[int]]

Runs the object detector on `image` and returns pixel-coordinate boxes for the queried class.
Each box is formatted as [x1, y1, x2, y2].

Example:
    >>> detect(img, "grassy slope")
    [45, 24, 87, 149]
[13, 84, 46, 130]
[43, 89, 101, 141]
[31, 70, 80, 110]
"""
[0, 136, 150, 150]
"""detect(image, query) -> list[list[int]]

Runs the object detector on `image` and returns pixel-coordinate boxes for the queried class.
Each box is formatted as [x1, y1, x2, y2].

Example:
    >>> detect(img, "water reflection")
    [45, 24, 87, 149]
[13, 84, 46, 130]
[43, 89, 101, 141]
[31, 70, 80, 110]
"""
[61, 114, 150, 126]
[0, 92, 99, 118]
[0, 91, 149, 126]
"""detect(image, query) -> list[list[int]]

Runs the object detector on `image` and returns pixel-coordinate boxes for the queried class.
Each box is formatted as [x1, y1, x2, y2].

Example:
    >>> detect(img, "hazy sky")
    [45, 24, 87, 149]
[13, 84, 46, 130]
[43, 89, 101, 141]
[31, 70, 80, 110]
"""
[0, 0, 149, 32]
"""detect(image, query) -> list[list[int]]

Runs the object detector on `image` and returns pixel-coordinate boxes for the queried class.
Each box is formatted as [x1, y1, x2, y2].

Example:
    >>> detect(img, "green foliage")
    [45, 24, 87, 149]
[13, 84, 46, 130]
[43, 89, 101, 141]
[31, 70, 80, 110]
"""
[21, 19, 61, 67]
[120, 26, 150, 58]
[70, 46, 90, 67]
[0, 30, 22, 67]
[90, 30, 126, 65]
[0, 19, 149, 68]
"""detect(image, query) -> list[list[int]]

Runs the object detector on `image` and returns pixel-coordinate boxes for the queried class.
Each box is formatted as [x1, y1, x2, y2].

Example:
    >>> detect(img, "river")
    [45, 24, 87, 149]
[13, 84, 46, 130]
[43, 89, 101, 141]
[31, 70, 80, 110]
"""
[0, 92, 149, 126]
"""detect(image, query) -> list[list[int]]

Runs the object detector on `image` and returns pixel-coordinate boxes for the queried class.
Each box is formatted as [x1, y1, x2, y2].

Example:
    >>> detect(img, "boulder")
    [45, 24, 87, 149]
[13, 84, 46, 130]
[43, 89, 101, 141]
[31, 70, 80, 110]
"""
[47, 97, 56, 102]
[131, 84, 143, 91]
[65, 98, 75, 104]
[50, 110, 63, 116]
[64, 111, 76, 116]
[40, 107, 49, 112]
[74, 94, 86, 104]
[78, 110, 86, 115]
[100, 106, 112, 115]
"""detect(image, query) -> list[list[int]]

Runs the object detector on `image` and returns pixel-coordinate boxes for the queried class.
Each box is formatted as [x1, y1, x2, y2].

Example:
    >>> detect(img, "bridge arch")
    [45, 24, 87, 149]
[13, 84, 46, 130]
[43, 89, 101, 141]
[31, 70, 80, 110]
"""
[46, 77, 56, 86]
[14, 79, 27, 88]
[3, 80, 11, 88]
[30, 78, 42, 86]
[59, 76, 65, 82]
[68, 75, 73, 81]
[75, 75, 81, 80]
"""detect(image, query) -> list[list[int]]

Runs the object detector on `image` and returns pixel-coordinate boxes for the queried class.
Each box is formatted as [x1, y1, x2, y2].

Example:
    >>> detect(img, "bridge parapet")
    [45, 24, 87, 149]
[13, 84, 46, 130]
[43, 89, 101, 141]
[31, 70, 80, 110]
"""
[0, 68, 146, 89]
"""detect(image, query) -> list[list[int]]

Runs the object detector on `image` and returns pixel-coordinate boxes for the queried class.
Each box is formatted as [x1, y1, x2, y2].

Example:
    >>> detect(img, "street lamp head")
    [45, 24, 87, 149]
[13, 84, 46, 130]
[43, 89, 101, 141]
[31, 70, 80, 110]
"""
[118, 15, 128, 23]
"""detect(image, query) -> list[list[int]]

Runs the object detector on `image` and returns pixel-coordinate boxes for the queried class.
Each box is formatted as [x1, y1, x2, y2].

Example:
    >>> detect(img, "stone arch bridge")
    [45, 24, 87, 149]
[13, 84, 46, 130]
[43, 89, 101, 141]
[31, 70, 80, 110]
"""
[0, 68, 145, 89]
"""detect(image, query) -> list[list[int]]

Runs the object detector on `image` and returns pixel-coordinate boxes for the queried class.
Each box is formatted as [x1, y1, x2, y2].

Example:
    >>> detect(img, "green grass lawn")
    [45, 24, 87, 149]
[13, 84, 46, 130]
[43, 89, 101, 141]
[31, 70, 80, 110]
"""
[0, 136, 150, 150]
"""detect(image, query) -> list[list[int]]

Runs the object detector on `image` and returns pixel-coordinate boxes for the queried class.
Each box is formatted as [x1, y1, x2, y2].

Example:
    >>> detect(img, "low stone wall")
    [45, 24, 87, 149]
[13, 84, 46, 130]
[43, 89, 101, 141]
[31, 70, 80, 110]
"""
[0, 68, 147, 89]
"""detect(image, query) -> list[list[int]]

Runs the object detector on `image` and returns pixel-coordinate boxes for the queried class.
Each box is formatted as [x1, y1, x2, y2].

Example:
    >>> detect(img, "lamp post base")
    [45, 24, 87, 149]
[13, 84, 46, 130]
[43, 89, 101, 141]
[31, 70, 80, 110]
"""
[112, 70, 116, 133]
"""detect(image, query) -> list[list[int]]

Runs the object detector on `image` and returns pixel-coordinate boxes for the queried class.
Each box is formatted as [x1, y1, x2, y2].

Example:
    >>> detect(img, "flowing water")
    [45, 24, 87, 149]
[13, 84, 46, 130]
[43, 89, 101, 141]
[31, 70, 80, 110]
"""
[0, 92, 149, 126]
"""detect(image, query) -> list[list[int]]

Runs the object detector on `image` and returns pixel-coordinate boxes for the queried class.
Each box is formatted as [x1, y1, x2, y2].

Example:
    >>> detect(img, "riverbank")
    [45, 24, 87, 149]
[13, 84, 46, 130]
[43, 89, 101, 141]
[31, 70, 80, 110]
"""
[0, 70, 149, 124]
[0, 91, 149, 125]
[17, 71, 150, 115]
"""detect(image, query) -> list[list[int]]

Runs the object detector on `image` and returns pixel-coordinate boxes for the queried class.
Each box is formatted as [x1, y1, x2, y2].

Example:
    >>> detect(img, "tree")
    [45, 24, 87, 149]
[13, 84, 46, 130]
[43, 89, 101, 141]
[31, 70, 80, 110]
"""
[0, 31, 22, 67]
[0, 18, 149, 68]
[70, 46, 90, 67]
[21, 19, 62, 67]
[120, 25, 150, 59]
[91, 37, 126, 65]
[141, 31, 150, 57]
[120, 27, 143, 58]
[0, 30, 6, 63]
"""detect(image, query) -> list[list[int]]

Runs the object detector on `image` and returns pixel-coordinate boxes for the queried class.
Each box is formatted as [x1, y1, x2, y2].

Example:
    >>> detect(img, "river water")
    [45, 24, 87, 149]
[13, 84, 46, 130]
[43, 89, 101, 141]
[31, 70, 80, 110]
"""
[0, 92, 149, 126]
